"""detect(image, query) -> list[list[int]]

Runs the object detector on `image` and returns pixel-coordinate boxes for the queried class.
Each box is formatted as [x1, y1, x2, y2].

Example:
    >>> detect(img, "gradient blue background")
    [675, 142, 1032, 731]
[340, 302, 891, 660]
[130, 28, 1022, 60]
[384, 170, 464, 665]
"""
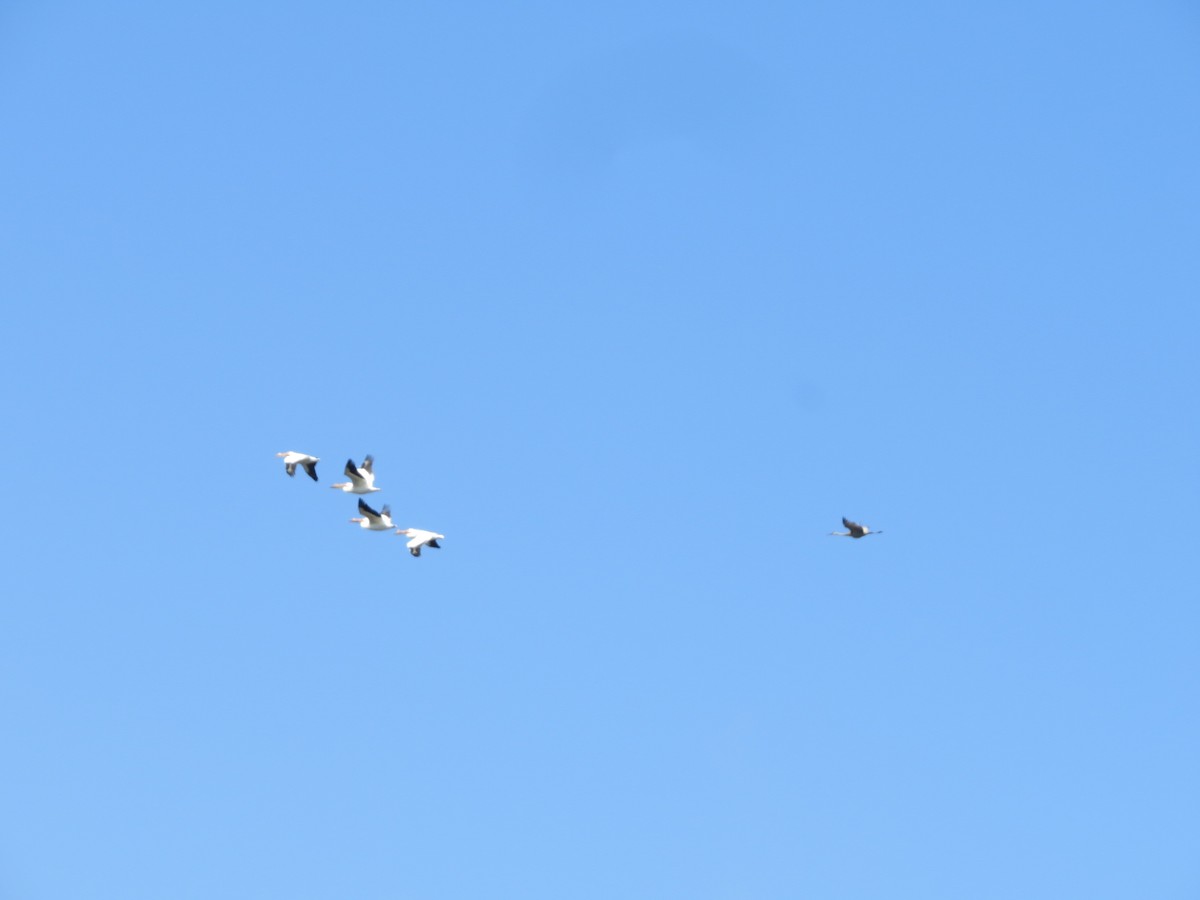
[2, 2, 1198, 897]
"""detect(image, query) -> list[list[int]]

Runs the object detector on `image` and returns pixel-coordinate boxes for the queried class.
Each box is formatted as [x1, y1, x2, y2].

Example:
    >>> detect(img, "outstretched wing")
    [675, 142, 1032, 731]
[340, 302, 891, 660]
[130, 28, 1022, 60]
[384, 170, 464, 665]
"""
[344, 458, 369, 488]
[427, 539, 441, 549]
[358, 497, 382, 519]
[842, 517, 859, 530]
[302, 461, 318, 481]
[361, 455, 374, 474]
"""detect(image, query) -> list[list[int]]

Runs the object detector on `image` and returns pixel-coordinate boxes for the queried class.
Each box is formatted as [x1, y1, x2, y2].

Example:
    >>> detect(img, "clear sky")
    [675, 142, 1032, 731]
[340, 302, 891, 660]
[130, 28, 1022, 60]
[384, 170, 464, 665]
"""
[2, 1, 1198, 897]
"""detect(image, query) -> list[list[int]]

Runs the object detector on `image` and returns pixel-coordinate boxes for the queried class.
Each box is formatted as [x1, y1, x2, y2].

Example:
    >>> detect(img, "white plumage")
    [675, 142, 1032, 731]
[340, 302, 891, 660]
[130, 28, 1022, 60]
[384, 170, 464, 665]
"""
[395, 527, 444, 557]
[276, 451, 319, 481]
[274, 447, 447, 561]
[330, 455, 381, 494]
[350, 497, 395, 531]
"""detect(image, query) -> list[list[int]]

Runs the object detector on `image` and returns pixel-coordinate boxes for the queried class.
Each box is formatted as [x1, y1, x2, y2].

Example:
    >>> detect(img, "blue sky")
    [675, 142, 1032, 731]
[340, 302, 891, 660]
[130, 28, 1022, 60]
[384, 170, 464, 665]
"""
[1, 1, 1198, 897]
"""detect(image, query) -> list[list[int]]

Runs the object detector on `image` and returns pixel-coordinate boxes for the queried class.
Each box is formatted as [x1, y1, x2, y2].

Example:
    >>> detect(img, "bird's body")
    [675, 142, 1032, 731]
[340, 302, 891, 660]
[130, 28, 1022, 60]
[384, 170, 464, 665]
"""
[276, 451, 319, 481]
[396, 527, 444, 557]
[831, 517, 881, 539]
[330, 456, 381, 494]
[350, 497, 395, 531]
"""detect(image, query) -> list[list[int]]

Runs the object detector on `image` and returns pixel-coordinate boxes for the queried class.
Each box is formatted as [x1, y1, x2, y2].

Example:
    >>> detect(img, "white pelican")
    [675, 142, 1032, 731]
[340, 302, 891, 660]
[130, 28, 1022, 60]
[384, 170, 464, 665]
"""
[350, 497, 395, 531]
[395, 527, 444, 557]
[330, 455, 380, 494]
[830, 517, 882, 539]
[276, 451, 319, 481]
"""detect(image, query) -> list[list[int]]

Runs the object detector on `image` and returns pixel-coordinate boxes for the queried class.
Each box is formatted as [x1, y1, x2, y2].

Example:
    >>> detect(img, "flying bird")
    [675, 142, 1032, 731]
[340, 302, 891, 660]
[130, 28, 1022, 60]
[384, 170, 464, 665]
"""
[830, 517, 882, 539]
[395, 527, 444, 557]
[350, 497, 395, 531]
[330, 455, 381, 494]
[276, 451, 319, 481]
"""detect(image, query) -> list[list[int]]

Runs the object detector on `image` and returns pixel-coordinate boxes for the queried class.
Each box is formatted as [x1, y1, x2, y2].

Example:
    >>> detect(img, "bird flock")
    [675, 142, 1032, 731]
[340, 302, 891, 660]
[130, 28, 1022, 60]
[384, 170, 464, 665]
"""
[276, 451, 445, 557]
[278, 451, 881, 551]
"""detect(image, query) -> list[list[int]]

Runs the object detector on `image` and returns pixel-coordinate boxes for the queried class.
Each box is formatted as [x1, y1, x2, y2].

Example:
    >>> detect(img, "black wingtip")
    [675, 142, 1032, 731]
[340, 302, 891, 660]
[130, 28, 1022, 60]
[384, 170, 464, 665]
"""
[358, 497, 380, 517]
[304, 462, 318, 481]
[428, 539, 441, 549]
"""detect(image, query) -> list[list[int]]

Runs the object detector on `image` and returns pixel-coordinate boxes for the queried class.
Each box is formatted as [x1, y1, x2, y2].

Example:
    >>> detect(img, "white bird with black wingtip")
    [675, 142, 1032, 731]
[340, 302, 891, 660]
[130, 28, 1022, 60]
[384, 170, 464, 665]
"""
[330, 455, 381, 494]
[395, 527, 444, 557]
[350, 497, 395, 531]
[830, 517, 882, 539]
[276, 451, 320, 481]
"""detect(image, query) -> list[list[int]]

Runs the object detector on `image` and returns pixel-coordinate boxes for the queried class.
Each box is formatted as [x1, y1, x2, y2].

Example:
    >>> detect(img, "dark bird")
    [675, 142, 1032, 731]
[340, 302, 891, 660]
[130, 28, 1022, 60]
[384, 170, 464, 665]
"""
[830, 517, 882, 539]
